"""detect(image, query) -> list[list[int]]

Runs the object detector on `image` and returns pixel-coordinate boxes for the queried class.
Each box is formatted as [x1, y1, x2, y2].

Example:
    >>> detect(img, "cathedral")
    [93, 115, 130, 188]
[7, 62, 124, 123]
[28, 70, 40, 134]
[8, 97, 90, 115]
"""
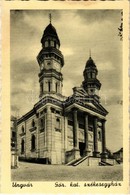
[17, 17, 108, 165]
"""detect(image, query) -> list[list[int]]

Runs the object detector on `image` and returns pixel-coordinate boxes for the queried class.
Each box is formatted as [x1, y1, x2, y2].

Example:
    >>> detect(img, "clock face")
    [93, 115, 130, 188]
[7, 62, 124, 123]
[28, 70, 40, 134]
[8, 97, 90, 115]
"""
[44, 60, 52, 69]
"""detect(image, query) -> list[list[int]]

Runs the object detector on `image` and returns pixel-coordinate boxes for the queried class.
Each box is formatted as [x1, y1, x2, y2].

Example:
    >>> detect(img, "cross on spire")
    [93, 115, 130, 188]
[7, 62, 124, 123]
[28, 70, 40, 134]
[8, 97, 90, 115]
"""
[89, 49, 91, 58]
[49, 13, 52, 24]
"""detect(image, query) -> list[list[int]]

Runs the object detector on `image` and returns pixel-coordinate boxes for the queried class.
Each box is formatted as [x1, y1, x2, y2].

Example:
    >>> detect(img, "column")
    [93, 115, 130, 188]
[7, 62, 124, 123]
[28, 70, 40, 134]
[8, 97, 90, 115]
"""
[73, 109, 78, 149]
[72, 109, 80, 159]
[93, 116, 99, 157]
[84, 114, 90, 156]
[64, 113, 68, 164]
[64, 115, 68, 151]
[101, 119, 108, 160]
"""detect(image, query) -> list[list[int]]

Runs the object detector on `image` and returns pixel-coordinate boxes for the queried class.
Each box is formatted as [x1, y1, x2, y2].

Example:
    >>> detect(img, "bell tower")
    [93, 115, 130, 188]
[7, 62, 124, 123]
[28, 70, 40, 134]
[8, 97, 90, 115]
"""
[82, 55, 101, 99]
[37, 14, 64, 98]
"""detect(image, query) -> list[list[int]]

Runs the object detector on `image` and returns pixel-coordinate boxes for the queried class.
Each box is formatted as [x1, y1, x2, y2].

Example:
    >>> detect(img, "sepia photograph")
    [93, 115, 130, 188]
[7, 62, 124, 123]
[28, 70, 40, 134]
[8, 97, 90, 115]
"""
[1, 1, 129, 193]
[10, 9, 124, 180]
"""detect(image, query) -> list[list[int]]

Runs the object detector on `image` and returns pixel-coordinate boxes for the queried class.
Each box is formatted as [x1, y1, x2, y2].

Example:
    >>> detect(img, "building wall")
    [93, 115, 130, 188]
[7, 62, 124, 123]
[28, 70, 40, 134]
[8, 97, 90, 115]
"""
[17, 122, 25, 157]
[26, 115, 37, 158]
[17, 104, 104, 164]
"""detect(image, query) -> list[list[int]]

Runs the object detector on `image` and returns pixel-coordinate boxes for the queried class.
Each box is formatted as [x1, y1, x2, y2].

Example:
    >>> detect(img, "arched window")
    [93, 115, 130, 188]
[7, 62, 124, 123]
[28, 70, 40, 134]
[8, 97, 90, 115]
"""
[87, 73, 91, 79]
[45, 41, 48, 47]
[50, 40, 54, 47]
[21, 139, 24, 154]
[31, 134, 36, 151]
[92, 72, 95, 79]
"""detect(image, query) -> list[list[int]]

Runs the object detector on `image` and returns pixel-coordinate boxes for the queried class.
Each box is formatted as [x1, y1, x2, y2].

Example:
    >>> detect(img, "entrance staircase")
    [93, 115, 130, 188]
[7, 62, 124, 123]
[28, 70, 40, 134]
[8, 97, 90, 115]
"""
[99, 161, 113, 166]
[66, 155, 89, 166]
[67, 156, 114, 166]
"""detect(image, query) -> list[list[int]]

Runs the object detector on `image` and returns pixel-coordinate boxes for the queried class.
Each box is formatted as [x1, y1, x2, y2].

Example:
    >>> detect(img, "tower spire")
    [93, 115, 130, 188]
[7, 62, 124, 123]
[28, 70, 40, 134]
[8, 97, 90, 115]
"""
[49, 13, 52, 24]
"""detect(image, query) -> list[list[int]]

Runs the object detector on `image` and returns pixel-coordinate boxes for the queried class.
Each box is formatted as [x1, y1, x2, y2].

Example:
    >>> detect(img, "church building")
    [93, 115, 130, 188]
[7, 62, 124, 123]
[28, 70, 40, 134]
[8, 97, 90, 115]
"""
[17, 17, 108, 165]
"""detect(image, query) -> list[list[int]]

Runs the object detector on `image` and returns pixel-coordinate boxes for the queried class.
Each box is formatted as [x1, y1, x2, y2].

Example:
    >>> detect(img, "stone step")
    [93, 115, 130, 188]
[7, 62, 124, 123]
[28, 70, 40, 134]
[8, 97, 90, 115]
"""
[66, 157, 82, 166]
[73, 155, 89, 166]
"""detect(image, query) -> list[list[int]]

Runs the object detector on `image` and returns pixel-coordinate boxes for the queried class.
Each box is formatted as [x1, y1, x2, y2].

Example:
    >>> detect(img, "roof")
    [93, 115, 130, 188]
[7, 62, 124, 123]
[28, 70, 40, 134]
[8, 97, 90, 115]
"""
[41, 23, 60, 45]
[113, 147, 123, 154]
[85, 57, 96, 68]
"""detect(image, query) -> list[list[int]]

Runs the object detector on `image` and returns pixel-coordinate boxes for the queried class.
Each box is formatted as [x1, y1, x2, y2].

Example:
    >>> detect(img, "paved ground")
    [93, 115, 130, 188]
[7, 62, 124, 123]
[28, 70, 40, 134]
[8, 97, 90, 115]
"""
[11, 162, 123, 181]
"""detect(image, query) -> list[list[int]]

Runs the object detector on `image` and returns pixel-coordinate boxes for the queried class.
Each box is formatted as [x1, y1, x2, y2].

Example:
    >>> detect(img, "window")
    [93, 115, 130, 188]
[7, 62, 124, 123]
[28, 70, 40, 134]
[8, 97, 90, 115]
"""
[40, 110, 43, 115]
[41, 118, 44, 127]
[56, 118, 60, 131]
[88, 126, 93, 132]
[79, 123, 84, 129]
[50, 40, 54, 47]
[68, 120, 73, 126]
[31, 134, 36, 151]
[21, 139, 24, 154]
[21, 125, 24, 133]
[48, 81, 51, 92]
[40, 117, 45, 132]
[32, 119, 35, 127]
[51, 108, 55, 113]
[98, 131, 101, 141]
[12, 131, 16, 139]
[45, 41, 48, 47]
[92, 73, 95, 79]
[88, 73, 91, 79]
[40, 83, 43, 93]
[55, 83, 58, 93]
[56, 110, 60, 114]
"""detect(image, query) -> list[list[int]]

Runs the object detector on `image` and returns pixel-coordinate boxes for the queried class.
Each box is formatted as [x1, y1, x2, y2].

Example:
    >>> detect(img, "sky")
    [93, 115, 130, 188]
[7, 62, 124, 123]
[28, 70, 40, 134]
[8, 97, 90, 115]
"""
[10, 9, 123, 152]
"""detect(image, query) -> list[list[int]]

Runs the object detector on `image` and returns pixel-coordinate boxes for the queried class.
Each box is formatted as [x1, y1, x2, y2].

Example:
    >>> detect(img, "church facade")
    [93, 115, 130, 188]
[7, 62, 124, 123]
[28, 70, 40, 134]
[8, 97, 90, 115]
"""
[17, 19, 108, 165]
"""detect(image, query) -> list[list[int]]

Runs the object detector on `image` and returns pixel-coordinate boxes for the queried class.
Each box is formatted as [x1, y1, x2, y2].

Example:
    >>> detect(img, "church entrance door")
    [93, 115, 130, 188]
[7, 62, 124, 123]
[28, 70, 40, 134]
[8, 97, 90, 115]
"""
[79, 142, 85, 157]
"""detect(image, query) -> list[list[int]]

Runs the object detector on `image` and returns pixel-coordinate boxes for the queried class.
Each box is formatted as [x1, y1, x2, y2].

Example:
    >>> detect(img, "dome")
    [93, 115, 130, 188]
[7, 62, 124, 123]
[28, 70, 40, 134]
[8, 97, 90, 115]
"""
[41, 23, 60, 45]
[85, 57, 96, 68]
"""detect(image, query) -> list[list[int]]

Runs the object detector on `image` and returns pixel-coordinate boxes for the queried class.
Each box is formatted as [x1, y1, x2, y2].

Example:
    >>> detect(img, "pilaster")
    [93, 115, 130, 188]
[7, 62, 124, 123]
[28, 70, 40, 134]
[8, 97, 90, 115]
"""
[36, 112, 40, 158]
[46, 105, 52, 162]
